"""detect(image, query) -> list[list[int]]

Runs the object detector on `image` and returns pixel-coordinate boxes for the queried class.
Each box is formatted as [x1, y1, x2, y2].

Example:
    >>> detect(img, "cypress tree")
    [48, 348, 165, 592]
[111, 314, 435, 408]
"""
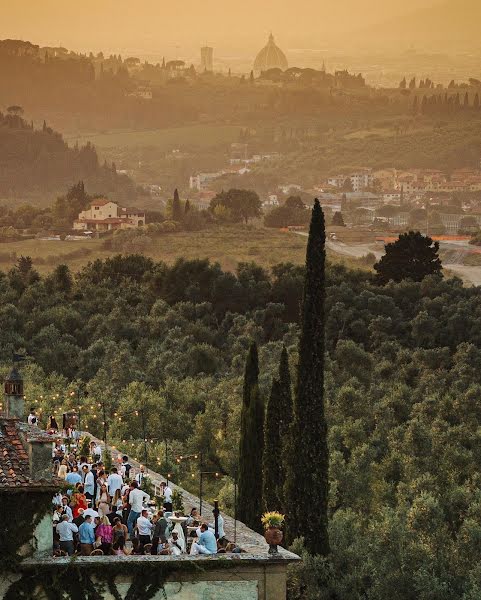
[277, 346, 293, 513]
[237, 341, 264, 532]
[474, 93, 480, 110]
[262, 345, 293, 514]
[284, 199, 329, 556]
[263, 378, 282, 512]
[184, 199, 191, 214]
[172, 188, 183, 222]
[412, 95, 418, 115]
[464, 92, 470, 107]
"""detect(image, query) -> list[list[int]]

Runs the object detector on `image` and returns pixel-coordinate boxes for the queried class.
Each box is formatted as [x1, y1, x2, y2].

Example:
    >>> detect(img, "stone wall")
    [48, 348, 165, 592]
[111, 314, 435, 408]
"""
[4, 554, 296, 600]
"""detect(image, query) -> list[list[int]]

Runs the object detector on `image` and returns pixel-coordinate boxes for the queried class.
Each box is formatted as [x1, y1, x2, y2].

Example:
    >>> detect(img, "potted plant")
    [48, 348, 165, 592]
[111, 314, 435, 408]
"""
[261, 511, 285, 555]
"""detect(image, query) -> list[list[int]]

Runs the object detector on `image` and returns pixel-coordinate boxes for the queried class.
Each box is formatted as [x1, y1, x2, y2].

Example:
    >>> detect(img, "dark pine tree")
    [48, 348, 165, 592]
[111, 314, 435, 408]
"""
[474, 93, 480, 110]
[184, 199, 191, 215]
[237, 341, 264, 532]
[172, 188, 183, 222]
[284, 200, 330, 556]
[374, 231, 442, 285]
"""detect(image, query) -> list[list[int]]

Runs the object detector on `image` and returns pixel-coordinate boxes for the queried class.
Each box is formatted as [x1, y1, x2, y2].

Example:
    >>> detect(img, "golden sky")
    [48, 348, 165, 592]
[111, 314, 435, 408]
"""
[1, 0, 477, 56]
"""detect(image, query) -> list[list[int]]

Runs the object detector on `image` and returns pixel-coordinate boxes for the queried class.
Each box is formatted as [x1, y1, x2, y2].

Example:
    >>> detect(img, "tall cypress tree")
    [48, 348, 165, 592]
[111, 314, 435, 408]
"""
[278, 346, 293, 513]
[263, 346, 293, 513]
[237, 341, 264, 532]
[263, 377, 282, 511]
[172, 188, 183, 222]
[284, 199, 329, 556]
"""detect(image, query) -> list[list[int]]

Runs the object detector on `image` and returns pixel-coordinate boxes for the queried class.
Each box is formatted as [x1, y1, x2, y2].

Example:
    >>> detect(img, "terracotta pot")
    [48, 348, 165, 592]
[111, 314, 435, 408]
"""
[264, 526, 283, 553]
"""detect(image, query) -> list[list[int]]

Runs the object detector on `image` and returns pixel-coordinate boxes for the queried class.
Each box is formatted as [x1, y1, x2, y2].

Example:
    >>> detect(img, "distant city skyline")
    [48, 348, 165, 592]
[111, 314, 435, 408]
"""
[2, 0, 479, 56]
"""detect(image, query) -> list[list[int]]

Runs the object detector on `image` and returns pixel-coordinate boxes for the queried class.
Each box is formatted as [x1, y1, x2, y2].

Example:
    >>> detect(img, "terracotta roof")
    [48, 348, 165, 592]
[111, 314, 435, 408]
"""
[0, 418, 59, 491]
[90, 199, 112, 206]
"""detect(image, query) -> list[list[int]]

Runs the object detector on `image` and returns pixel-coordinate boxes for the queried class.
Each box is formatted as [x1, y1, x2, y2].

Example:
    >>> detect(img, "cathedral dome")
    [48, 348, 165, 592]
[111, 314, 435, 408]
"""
[253, 33, 288, 73]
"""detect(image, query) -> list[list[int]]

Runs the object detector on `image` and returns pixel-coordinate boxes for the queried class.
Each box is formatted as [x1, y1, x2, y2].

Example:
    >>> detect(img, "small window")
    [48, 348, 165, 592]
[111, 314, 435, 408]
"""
[95, 206, 99, 210]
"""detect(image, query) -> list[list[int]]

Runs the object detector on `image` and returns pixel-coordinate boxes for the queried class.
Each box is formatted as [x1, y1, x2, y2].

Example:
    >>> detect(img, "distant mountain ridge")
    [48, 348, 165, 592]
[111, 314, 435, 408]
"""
[350, 0, 480, 49]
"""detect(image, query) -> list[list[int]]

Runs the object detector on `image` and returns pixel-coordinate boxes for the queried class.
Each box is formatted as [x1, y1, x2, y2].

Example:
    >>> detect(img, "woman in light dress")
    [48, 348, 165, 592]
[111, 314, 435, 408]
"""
[97, 484, 111, 518]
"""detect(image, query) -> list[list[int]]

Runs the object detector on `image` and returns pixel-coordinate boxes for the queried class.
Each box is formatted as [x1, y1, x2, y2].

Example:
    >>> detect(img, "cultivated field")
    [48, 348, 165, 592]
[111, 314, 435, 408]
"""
[64, 124, 242, 151]
[0, 227, 368, 275]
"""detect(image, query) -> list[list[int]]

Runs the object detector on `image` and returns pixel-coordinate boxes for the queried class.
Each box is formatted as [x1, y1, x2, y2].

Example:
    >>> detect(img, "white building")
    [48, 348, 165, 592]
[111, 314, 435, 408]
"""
[73, 199, 146, 231]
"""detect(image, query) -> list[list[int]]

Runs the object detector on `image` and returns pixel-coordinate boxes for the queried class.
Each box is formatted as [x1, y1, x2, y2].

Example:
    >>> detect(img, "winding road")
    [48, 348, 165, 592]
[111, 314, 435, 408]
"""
[294, 232, 481, 286]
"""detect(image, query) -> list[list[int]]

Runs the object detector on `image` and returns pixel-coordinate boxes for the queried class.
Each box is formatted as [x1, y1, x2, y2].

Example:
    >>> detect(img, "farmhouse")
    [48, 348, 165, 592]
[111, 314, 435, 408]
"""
[73, 199, 146, 231]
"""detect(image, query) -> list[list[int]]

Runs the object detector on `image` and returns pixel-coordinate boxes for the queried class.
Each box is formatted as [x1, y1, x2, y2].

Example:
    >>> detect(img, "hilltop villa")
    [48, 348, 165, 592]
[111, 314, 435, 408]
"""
[73, 199, 146, 232]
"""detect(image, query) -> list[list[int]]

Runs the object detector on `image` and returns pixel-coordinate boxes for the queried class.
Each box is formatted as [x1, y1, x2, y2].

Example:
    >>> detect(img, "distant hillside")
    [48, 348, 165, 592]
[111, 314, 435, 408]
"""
[0, 109, 135, 202]
[351, 0, 480, 50]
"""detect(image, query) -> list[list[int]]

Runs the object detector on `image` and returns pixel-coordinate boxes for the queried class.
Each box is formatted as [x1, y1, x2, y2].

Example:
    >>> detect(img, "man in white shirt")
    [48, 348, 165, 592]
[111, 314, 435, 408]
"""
[82, 465, 95, 503]
[136, 509, 153, 553]
[27, 408, 38, 426]
[135, 465, 146, 488]
[107, 467, 123, 497]
[56, 514, 78, 555]
[127, 481, 150, 536]
[160, 481, 173, 512]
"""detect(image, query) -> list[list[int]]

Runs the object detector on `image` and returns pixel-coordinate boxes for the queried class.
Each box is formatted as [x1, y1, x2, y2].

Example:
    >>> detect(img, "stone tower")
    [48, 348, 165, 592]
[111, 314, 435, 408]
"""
[4, 365, 24, 419]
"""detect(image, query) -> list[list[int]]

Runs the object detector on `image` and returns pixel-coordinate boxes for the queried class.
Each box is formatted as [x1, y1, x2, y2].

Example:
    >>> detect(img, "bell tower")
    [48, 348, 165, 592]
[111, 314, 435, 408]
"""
[4, 366, 24, 419]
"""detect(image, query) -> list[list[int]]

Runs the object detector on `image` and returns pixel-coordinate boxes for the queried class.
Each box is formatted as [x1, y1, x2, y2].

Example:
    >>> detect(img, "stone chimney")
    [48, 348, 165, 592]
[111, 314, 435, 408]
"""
[4, 366, 24, 419]
[28, 438, 54, 481]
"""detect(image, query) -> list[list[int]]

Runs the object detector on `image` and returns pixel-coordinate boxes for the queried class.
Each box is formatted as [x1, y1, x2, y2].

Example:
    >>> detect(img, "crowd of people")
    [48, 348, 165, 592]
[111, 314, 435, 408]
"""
[51, 438, 239, 558]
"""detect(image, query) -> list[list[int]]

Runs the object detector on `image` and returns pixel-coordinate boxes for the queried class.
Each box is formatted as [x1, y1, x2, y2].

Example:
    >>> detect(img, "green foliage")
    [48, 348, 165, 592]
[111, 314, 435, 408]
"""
[0, 492, 53, 570]
[264, 197, 311, 228]
[237, 341, 264, 533]
[5, 239, 481, 594]
[172, 488, 185, 512]
[285, 200, 329, 555]
[103, 447, 112, 472]
[210, 189, 261, 224]
[263, 377, 283, 512]
[0, 112, 134, 201]
[374, 231, 443, 285]
[263, 346, 293, 513]
[79, 435, 91, 458]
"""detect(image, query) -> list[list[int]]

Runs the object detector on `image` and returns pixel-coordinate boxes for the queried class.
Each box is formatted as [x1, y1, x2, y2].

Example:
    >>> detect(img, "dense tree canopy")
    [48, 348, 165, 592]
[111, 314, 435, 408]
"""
[2, 250, 481, 595]
[210, 189, 261, 224]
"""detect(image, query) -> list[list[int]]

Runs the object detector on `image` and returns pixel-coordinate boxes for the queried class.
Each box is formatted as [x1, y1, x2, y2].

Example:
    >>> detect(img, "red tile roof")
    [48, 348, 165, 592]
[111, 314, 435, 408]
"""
[90, 199, 111, 206]
[0, 418, 59, 491]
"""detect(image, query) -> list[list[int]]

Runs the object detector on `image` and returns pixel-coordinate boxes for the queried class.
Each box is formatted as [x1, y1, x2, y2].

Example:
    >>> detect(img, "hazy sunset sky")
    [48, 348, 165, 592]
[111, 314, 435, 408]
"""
[2, 0, 465, 57]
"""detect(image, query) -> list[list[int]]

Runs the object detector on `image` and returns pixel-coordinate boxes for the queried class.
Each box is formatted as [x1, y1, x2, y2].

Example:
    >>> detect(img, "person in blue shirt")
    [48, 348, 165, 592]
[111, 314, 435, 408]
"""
[79, 515, 96, 555]
[190, 523, 217, 555]
[65, 467, 82, 495]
